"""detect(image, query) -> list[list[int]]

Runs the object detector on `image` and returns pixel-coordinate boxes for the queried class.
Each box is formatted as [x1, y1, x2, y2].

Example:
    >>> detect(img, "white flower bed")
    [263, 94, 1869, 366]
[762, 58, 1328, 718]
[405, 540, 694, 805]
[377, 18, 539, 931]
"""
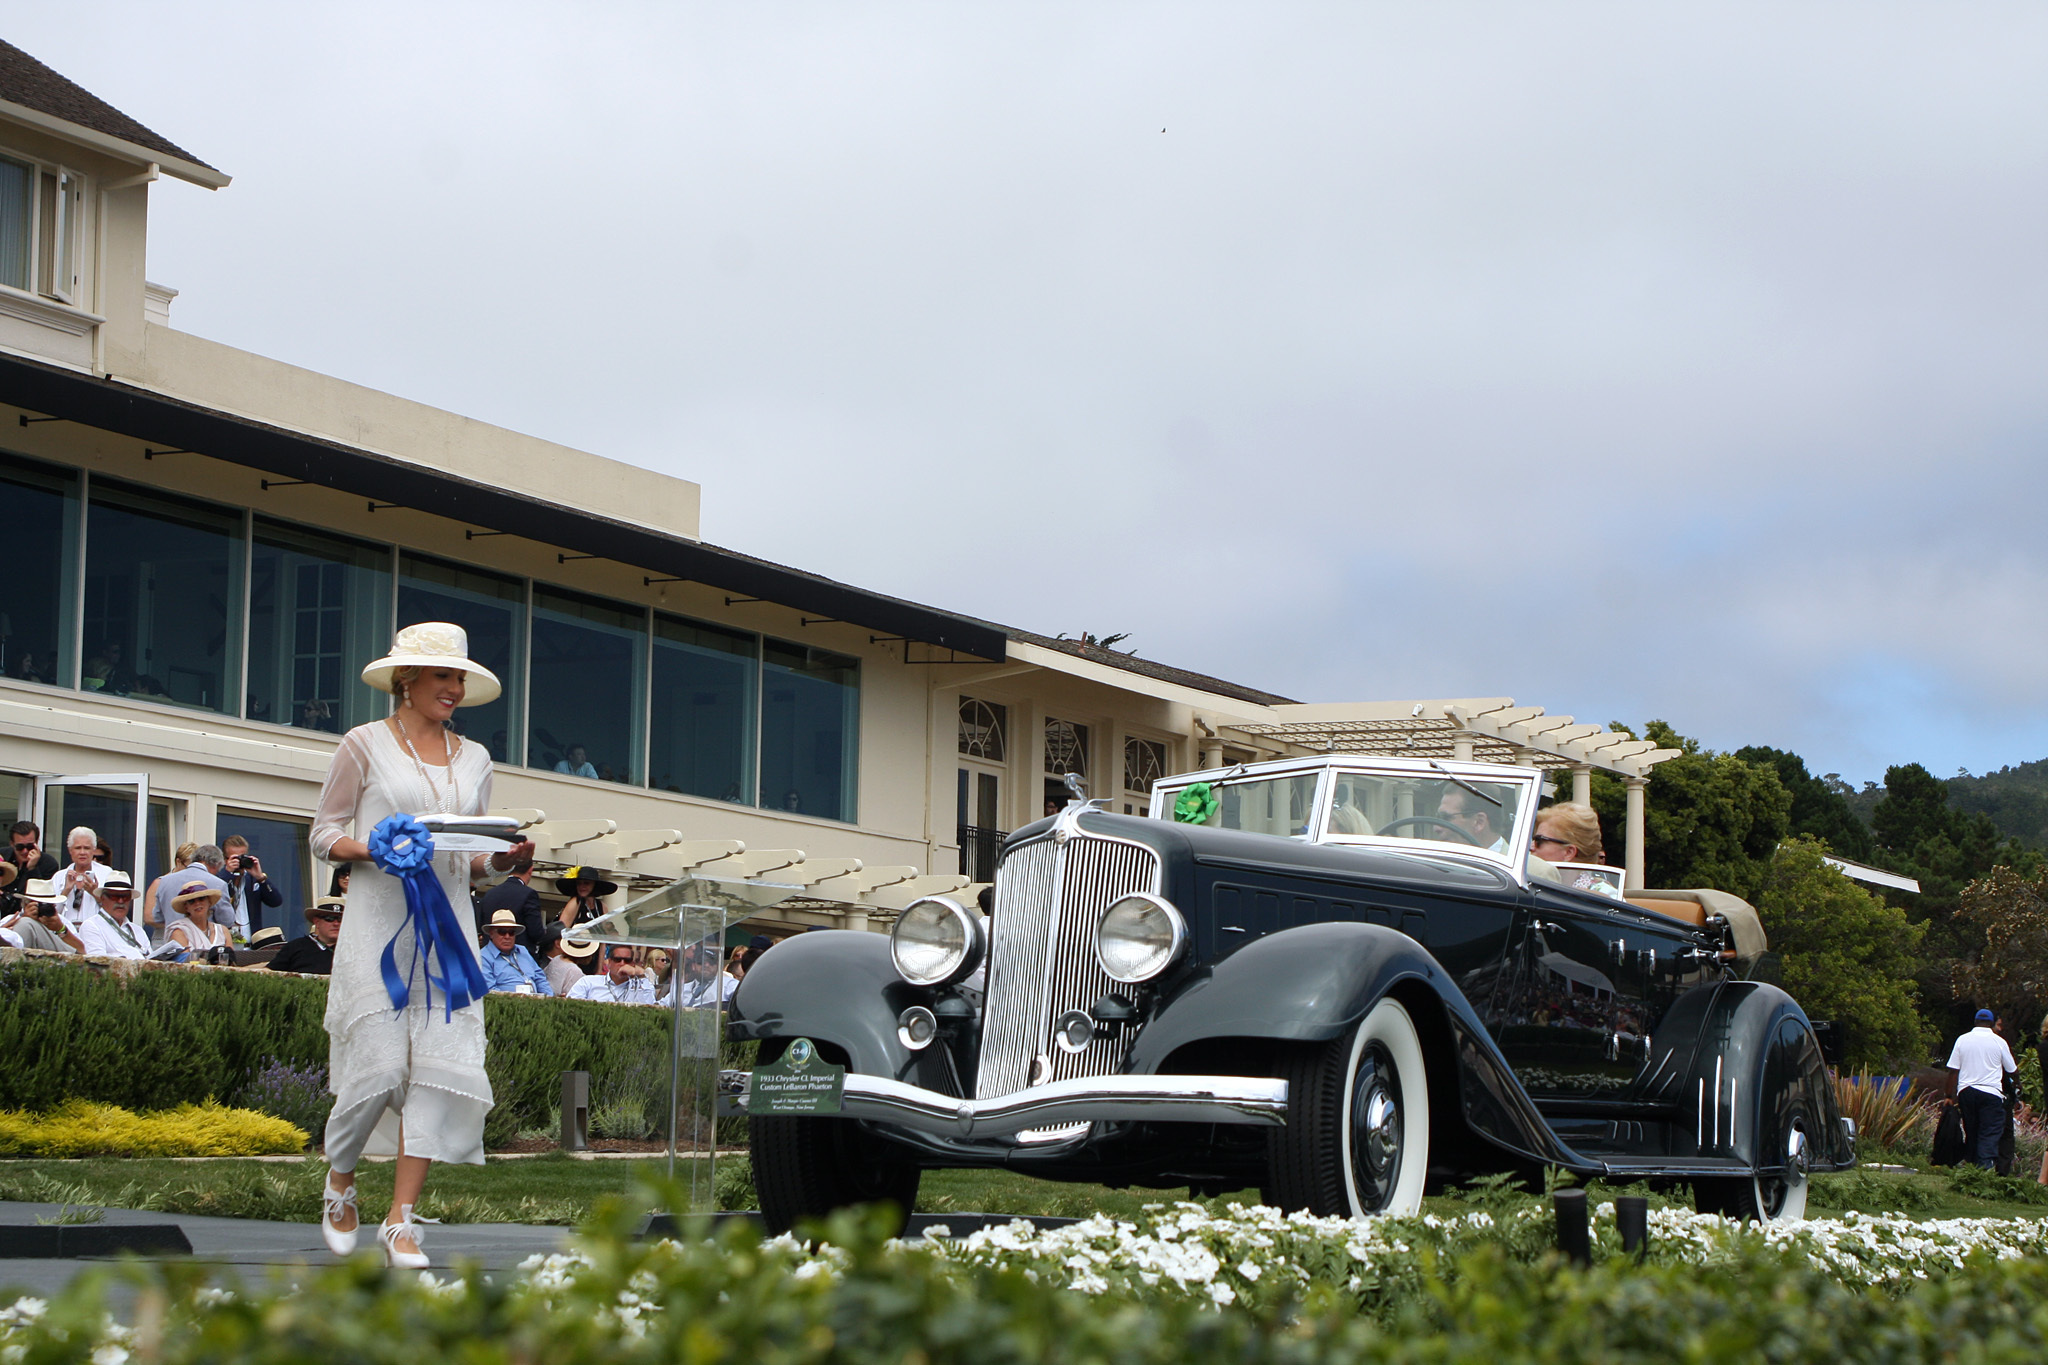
[504, 1200, 2048, 1314]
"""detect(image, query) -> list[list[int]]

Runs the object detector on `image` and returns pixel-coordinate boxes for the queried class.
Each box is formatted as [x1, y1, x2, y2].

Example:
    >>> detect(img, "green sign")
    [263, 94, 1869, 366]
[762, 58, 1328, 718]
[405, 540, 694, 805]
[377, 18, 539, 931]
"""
[747, 1037, 846, 1115]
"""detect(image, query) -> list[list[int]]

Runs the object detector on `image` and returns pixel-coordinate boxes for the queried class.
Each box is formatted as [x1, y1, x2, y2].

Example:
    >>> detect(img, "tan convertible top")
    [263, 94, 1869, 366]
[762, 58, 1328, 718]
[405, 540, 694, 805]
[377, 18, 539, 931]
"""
[1625, 888, 1768, 961]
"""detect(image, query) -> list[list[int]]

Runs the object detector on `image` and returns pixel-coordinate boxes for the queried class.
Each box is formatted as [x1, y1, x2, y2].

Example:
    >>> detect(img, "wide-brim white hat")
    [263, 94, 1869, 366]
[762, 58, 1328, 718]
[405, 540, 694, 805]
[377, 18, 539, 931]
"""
[20, 878, 59, 904]
[361, 622, 502, 707]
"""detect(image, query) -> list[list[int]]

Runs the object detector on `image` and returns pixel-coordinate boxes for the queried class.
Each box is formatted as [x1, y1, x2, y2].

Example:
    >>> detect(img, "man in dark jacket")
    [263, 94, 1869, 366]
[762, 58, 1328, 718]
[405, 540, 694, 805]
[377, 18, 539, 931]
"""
[217, 835, 284, 939]
[4, 823, 59, 917]
[477, 859, 545, 951]
[267, 899, 342, 975]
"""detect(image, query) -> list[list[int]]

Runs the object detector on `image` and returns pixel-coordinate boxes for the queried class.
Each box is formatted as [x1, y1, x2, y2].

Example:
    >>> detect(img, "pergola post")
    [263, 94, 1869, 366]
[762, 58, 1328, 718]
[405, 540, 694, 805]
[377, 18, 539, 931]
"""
[1570, 764, 1591, 807]
[1623, 777, 1648, 890]
[1451, 736, 1474, 762]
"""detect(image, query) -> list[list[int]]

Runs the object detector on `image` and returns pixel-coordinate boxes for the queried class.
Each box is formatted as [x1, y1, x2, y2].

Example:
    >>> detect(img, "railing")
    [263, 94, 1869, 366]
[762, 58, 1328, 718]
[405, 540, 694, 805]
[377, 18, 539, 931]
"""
[957, 825, 1007, 883]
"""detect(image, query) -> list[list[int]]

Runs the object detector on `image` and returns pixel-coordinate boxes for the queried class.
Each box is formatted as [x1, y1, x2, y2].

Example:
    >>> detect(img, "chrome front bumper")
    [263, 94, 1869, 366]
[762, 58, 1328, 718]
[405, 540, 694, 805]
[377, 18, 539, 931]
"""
[735, 1073, 1289, 1139]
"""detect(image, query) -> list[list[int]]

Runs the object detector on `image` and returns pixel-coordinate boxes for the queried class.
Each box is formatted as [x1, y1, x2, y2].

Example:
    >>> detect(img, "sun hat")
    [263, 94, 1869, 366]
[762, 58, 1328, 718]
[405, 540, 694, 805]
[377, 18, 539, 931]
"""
[487, 908, 523, 929]
[1977, 1008, 1995, 1024]
[560, 935, 600, 959]
[0, 860, 15, 889]
[172, 881, 223, 910]
[360, 622, 502, 707]
[303, 896, 346, 925]
[99, 871, 133, 894]
[248, 926, 286, 950]
[554, 865, 618, 898]
[20, 878, 58, 904]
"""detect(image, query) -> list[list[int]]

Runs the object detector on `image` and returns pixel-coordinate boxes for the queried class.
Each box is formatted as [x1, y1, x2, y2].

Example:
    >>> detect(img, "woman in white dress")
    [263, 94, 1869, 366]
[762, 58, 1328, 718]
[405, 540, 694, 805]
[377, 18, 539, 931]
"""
[311, 623, 533, 1267]
[166, 883, 230, 954]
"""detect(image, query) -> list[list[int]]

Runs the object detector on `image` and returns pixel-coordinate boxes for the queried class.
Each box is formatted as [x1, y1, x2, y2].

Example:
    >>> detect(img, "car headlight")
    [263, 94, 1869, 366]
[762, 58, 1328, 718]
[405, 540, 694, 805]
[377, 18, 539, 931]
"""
[1095, 892, 1187, 983]
[890, 896, 986, 987]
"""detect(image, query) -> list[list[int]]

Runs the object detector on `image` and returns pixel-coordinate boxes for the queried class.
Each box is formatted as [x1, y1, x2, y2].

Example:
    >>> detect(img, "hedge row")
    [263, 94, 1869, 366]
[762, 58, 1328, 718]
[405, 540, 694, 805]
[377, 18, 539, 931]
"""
[13, 1194, 2048, 1364]
[0, 957, 729, 1149]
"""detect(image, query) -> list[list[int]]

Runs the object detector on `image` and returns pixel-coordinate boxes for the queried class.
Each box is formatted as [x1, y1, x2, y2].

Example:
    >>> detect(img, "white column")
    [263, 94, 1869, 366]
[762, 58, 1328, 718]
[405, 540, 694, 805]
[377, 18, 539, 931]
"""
[1451, 736, 1474, 762]
[1624, 777, 1648, 891]
[844, 907, 870, 934]
[1571, 764, 1592, 807]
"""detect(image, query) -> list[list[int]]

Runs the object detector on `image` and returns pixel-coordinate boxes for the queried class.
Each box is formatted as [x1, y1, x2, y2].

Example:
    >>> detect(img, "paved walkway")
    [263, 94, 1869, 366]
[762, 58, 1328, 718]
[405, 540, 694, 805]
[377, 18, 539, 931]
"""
[0, 1201, 573, 1308]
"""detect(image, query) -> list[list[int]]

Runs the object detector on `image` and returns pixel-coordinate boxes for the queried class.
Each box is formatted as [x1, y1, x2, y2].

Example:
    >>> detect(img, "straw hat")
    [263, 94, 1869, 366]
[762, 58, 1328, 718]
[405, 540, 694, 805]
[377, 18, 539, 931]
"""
[554, 865, 618, 898]
[248, 926, 286, 950]
[20, 878, 58, 904]
[172, 881, 223, 911]
[486, 908, 523, 930]
[560, 935, 600, 959]
[99, 871, 133, 894]
[303, 896, 346, 925]
[0, 859, 15, 889]
[360, 622, 502, 706]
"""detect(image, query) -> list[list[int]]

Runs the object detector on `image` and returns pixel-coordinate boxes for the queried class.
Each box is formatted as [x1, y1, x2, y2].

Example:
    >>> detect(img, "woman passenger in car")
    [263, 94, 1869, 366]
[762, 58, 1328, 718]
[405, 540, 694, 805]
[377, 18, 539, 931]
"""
[1529, 802, 1623, 898]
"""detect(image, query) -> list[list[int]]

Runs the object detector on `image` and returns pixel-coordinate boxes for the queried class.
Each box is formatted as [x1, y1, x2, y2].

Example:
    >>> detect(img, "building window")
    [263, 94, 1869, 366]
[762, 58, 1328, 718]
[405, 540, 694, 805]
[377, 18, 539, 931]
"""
[83, 478, 244, 714]
[761, 641, 858, 823]
[0, 451, 79, 686]
[0, 153, 79, 301]
[397, 554, 525, 763]
[529, 586, 645, 784]
[650, 614, 758, 804]
[247, 519, 392, 733]
[1125, 736, 1169, 796]
[959, 697, 1007, 761]
[1045, 718, 1089, 777]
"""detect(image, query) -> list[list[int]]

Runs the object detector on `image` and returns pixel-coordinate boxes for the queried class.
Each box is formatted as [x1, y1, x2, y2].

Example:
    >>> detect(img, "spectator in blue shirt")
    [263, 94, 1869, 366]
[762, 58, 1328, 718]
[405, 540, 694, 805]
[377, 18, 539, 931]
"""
[479, 908, 551, 995]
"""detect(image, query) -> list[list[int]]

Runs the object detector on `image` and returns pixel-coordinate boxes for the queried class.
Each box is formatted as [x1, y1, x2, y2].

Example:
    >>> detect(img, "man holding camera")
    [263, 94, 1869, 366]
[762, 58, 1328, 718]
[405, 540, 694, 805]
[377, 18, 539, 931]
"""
[5, 879, 83, 953]
[216, 835, 281, 941]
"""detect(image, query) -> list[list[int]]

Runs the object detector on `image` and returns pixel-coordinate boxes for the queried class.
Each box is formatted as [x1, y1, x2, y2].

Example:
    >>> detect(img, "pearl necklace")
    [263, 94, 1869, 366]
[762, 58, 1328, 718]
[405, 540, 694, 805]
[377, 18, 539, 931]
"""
[389, 715, 461, 814]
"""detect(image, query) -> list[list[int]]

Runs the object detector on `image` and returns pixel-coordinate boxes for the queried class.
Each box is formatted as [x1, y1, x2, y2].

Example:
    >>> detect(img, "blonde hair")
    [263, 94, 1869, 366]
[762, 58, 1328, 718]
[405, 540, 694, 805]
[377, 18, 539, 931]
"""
[1536, 802, 1604, 862]
[388, 664, 423, 702]
[174, 841, 199, 867]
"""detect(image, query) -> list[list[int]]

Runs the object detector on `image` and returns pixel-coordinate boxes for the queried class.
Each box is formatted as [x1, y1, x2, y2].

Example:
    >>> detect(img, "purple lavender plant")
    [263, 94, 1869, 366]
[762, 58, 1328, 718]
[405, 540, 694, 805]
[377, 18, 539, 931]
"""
[237, 1057, 334, 1142]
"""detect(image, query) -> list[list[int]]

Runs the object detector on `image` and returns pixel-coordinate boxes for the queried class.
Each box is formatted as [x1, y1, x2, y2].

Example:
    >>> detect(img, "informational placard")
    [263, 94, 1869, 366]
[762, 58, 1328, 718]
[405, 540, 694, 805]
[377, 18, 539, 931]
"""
[747, 1037, 846, 1115]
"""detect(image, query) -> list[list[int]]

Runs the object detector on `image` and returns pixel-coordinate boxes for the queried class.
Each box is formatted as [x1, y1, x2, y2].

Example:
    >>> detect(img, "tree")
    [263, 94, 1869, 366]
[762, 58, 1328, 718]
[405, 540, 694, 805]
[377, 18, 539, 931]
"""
[1588, 721, 1791, 901]
[1952, 865, 2048, 1042]
[1754, 838, 1928, 1068]
[1733, 745, 1875, 861]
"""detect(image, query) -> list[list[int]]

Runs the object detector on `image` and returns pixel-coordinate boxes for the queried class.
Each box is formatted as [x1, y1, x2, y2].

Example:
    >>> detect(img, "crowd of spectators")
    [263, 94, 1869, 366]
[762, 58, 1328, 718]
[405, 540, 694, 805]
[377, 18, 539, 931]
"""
[0, 822, 775, 1007]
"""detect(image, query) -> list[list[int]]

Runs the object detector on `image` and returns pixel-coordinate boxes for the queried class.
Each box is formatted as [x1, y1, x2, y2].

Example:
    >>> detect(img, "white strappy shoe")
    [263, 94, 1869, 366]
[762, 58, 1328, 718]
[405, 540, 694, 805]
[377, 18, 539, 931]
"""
[320, 1177, 360, 1256]
[379, 1204, 437, 1269]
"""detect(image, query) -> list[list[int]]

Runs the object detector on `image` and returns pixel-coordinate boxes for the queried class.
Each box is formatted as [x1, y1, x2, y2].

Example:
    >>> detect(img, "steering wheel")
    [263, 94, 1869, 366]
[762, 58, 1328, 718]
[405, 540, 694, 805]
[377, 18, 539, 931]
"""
[1374, 816, 1480, 846]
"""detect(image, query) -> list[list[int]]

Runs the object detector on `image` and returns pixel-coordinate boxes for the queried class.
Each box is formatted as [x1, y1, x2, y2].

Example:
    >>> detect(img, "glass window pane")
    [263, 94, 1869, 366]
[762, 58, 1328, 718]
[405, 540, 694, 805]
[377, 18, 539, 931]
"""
[248, 519, 392, 734]
[0, 155, 28, 291]
[760, 640, 858, 823]
[650, 614, 757, 803]
[0, 451, 80, 687]
[216, 807, 311, 939]
[396, 554, 524, 764]
[528, 586, 645, 784]
[85, 479, 244, 715]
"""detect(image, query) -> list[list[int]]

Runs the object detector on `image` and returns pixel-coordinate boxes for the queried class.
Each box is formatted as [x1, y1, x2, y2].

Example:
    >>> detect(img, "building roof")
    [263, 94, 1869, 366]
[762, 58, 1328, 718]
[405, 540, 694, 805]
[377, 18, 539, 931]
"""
[1004, 628, 1297, 707]
[0, 40, 224, 186]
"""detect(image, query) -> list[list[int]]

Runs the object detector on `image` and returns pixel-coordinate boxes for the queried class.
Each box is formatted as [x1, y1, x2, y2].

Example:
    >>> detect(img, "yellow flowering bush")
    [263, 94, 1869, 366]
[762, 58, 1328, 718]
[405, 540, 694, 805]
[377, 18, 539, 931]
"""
[0, 1099, 307, 1158]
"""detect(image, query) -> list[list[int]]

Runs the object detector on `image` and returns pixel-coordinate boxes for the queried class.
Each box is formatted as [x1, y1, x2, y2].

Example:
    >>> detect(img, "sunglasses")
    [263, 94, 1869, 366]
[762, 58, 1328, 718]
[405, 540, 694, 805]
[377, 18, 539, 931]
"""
[314, 912, 344, 923]
[489, 926, 520, 934]
[1531, 834, 1573, 848]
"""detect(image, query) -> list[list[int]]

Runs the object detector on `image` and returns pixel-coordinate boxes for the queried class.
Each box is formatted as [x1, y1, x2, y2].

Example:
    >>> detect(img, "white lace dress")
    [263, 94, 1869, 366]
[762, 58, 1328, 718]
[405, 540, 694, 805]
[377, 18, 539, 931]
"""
[311, 721, 497, 1168]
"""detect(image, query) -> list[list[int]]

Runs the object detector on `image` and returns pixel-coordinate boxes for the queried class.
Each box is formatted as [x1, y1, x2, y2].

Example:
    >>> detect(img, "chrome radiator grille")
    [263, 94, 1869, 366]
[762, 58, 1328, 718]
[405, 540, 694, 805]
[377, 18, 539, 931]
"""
[976, 832, 1161, 1102]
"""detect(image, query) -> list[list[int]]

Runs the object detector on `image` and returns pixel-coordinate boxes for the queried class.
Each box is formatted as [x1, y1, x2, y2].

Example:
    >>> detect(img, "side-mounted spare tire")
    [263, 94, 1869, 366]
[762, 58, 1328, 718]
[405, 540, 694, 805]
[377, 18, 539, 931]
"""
[1264, 996, 1431, 1217]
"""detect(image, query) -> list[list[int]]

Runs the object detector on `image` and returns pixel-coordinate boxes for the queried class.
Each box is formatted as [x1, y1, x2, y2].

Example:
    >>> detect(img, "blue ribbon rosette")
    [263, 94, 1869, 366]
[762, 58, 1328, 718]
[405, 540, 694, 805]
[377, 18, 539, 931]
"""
[367, 813, 489, 1020]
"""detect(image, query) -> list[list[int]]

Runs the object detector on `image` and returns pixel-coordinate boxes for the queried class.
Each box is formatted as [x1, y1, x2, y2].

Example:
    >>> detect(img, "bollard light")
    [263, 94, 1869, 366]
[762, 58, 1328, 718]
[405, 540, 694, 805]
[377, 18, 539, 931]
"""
[1616, 1195, 1649, 1259]
[1553, 1188, 1590, 1266]
[561, 1070, 590, 1151]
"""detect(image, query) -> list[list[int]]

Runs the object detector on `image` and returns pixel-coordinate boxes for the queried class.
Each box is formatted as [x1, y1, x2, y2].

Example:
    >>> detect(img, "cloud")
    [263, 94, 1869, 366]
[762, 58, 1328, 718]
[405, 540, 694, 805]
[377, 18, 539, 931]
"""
[12, 2, 2048, 783]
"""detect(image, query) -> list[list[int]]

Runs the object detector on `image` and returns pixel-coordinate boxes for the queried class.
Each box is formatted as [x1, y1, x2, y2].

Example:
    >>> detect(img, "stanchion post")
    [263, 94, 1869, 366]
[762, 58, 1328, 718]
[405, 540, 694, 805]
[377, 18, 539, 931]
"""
[560, 1070, 590, 1151]
[1553, 1188, 1590, 1265]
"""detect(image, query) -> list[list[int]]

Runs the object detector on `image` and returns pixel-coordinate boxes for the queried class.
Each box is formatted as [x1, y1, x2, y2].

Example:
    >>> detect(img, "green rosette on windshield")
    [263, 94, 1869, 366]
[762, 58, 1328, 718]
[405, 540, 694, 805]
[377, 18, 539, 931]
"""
[1173, 782, 1219, 825]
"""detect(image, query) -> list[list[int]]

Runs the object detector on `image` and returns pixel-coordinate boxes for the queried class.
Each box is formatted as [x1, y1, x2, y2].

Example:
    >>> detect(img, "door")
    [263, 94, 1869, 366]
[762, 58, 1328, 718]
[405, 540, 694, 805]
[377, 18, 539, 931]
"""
[34, 773, 151, 887]
[957, 765, 1004, 882]
[1493, 899, 1676, 1103]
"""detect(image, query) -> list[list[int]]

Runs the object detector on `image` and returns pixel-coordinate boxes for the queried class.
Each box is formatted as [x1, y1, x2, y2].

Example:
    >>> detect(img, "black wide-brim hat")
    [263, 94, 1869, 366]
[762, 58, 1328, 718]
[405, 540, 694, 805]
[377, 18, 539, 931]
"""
[554, 865, 618, 898]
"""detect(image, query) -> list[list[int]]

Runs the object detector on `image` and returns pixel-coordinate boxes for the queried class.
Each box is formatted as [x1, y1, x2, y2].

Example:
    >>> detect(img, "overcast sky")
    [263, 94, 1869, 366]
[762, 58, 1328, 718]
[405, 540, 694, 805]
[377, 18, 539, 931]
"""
[14, 5, 2048, 786]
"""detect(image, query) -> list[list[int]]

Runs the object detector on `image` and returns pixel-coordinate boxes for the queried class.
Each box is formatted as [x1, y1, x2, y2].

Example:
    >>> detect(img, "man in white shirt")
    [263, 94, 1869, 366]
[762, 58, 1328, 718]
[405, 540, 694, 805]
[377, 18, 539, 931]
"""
[79, 871, 151, 961]
[53, 826, 113, 929]
[567, 944, 660, 1005]
[1437, 787, 1509, 854]
[1947, 1008, 2017, 1170]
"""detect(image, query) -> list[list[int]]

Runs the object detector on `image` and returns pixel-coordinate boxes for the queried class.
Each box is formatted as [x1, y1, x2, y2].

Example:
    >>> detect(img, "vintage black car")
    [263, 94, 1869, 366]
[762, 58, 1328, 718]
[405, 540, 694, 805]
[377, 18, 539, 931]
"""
[730, 755, 1855, 1230]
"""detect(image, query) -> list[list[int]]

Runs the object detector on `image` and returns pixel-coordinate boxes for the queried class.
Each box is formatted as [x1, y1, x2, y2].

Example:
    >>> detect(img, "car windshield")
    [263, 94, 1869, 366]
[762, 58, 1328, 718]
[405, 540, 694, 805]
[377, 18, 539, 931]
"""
[1182, 772, 1322, 838]
[1326, 772, 1523, 852]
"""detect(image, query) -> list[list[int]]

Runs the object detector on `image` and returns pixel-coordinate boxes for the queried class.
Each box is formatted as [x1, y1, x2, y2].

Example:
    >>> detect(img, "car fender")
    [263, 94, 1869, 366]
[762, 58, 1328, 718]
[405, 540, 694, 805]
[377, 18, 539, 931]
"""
[1125, 920, 1588, 1170]
[726, 930, 954, 1090]
[1664, 980, 1853, 1171]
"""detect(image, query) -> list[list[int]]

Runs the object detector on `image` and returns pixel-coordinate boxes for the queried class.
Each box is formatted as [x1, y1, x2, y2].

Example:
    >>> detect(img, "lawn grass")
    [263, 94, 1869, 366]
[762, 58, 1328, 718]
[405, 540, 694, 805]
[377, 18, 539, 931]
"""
[1, 1153, 2042, 1227]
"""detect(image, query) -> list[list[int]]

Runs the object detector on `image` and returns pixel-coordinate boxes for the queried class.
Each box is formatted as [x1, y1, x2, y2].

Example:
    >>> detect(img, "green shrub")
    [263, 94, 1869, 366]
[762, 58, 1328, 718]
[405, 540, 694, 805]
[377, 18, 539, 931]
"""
[1946, 1163, 2048, 1205]
[0, 958, 754, 1152]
